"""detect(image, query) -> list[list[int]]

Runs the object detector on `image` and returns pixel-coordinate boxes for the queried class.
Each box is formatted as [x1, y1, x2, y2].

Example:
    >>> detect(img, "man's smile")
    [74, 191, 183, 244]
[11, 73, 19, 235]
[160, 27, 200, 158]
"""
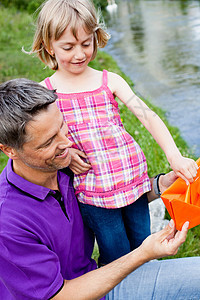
[56, 148, 69, 158]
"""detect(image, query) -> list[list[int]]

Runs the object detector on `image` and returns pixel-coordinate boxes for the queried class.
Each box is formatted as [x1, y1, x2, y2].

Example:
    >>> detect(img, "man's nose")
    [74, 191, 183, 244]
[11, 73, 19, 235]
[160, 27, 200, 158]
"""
[58, 134, 73, 150]
[60, 124, 73, 147]
[65, 137, 73, 148]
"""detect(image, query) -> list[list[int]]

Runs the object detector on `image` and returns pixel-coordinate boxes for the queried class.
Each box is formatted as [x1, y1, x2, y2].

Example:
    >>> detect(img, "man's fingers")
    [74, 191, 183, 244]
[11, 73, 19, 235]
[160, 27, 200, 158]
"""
[157, 219, 176, 242]
[181, 221, 190, 231]
[162, 221, 189, 256]
[174, 221, 189, 242]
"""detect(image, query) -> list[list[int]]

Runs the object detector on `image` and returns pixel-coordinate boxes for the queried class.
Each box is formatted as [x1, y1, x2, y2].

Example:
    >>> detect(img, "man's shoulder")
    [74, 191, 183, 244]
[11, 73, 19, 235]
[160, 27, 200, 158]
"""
[0, 166, 23, 225]
[0, 165, 9, 196]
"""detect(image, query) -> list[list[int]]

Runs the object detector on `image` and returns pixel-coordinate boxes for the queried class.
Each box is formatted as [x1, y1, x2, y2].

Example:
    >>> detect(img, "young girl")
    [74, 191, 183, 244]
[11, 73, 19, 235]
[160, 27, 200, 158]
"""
[29, 0, 198, 265]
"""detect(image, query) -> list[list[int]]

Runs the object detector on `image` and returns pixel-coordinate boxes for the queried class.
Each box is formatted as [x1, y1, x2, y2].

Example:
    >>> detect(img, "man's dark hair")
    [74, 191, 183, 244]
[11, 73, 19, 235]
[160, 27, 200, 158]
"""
[0, 78, 57, 149]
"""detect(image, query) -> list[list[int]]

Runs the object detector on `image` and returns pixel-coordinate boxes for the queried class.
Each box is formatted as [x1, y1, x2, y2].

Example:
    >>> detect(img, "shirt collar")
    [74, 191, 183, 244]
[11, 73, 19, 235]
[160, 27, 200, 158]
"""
[6, 159, 52, 201]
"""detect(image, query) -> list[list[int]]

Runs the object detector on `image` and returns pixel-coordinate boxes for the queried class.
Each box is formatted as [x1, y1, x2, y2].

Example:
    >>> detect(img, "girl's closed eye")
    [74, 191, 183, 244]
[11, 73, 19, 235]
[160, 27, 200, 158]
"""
[63, 46, 73, 51]
[83, 43, 90, 47]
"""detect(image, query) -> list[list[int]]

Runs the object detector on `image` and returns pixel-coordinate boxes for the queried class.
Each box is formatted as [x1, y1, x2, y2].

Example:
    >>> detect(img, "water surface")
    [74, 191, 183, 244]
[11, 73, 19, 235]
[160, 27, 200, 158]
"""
[104, 0, 200, 157]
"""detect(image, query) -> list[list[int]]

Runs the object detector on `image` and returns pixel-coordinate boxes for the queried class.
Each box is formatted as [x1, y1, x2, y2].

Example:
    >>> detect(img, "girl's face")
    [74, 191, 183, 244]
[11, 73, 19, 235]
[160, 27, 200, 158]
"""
[50, 25, 94, 75]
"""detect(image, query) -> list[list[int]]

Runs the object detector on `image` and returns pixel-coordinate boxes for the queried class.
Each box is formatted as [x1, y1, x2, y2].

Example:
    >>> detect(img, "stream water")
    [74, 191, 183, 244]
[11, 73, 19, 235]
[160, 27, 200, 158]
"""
[104, 0, 200, 158]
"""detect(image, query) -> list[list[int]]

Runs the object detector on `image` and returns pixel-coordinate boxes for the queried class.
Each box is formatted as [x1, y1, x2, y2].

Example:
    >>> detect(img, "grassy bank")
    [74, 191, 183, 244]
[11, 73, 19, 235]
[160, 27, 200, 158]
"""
[0, 6, 199, 259]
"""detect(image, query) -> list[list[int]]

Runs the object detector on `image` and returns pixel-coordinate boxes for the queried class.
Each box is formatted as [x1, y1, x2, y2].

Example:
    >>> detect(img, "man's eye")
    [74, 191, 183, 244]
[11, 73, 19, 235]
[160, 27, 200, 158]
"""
[43, 140, 52, 147]
[83, 43, 90, 47]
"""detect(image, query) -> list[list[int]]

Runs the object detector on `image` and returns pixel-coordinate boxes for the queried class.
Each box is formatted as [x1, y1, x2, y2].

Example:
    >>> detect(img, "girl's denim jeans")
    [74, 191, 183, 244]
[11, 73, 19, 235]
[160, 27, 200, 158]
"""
[79, 193, 150, 266]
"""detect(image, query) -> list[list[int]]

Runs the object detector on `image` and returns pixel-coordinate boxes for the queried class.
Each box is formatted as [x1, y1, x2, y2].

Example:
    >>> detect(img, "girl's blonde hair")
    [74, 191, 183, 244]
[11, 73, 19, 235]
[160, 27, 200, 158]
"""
[30, 0, 110, 70]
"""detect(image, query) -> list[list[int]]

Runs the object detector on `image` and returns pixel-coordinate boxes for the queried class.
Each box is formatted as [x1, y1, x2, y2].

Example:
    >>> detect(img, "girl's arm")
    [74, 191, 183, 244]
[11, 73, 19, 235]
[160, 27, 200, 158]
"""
[108, 72, 198, 184]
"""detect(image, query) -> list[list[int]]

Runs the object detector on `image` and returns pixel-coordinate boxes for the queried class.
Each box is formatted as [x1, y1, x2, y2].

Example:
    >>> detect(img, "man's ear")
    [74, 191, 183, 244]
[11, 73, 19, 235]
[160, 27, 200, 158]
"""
[0, 144, 19, 160]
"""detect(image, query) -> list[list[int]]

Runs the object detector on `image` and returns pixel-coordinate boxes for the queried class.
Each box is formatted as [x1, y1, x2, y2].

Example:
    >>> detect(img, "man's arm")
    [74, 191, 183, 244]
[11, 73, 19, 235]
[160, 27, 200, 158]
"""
[53, 219, 188, 300]
[147, 171, 178, 203]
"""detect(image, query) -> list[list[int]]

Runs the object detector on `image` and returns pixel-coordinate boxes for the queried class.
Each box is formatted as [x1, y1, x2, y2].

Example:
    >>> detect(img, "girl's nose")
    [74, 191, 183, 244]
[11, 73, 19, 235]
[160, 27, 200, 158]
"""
[74, 46, 85, 60]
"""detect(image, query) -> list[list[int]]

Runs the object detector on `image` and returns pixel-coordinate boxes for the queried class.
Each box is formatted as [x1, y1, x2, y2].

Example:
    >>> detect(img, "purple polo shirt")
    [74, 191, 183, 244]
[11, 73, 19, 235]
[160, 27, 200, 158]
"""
[0, 159, 98, 299]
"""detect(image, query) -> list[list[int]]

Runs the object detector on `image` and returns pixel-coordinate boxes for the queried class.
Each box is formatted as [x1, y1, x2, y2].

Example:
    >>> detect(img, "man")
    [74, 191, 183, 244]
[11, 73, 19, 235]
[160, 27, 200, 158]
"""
[0, 78, 199, 300]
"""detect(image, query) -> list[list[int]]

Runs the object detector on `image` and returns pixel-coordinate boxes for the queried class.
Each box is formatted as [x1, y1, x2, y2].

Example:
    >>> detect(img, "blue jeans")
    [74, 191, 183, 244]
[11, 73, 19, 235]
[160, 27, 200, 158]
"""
[79, 193, 150, 265]
[106, 257, 200, 299]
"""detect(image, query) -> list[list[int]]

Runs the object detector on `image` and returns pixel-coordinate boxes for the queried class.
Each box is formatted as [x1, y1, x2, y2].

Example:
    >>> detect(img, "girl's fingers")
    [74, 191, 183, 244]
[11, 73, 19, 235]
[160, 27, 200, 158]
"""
[172, 158, 198, 183]
[72, 149, 87, 159]
[72, 160, 91, 168]
[175, 171, 189, 185]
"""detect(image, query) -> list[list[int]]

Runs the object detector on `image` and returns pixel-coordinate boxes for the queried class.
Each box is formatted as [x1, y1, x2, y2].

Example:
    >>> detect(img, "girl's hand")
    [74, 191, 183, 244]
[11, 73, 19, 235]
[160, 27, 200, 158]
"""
[168, 155, 198, 185]
[140, 219, 189, 261]
[69, 148, 91, 174]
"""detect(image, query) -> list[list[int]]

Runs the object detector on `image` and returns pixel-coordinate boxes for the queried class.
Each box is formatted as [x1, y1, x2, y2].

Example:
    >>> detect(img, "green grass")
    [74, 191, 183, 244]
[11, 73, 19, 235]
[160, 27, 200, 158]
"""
[0, 6, 199, 260]
[0, 7, 54, 82]
[0, 152, 8, 170]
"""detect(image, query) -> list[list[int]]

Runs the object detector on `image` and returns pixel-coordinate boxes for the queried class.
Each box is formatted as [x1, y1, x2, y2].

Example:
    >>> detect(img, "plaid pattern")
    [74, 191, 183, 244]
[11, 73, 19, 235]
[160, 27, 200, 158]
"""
[44, 70, 151, 208]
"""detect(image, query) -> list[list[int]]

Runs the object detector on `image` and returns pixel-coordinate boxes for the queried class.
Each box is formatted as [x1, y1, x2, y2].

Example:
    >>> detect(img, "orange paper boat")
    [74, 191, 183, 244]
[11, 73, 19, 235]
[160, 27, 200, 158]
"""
[161, 158, 200, 230]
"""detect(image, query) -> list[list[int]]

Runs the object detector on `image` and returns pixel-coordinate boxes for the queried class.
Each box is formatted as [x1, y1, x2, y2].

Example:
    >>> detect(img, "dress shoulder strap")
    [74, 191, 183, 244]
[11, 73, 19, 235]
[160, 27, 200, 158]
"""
[102, 69, 108, 86]
[44, 77, 54, 90]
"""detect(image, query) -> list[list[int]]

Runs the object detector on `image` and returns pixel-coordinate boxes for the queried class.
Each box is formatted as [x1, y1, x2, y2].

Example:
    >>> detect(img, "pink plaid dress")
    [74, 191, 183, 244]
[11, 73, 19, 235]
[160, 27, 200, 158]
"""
[44, 70, 151, 208]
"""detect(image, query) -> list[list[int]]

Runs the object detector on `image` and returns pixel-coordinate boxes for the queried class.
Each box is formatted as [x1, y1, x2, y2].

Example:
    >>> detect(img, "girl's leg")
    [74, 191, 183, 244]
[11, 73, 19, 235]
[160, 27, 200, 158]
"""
[106, 257, 200, 299]
[122, 193, 151, 250]
[79, 203, 131, 266]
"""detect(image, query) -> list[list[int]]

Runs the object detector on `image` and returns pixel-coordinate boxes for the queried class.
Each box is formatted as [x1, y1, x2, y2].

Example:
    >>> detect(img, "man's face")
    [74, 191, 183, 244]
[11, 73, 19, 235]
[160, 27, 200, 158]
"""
[15, 103, 73, 172]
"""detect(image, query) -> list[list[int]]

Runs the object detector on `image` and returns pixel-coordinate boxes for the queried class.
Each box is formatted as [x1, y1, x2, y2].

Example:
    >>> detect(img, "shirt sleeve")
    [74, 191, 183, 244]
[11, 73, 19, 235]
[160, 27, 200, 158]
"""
[0, 232, 64, 300]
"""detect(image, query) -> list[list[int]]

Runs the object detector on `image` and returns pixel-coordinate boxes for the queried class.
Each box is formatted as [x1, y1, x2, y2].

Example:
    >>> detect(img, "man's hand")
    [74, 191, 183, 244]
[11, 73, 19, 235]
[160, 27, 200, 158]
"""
[68, 148, 91, 174]
[148, 171, 178, 202]
[159, 171, 178, 194]
[140, 219, 189, 261]
[52, 219, 189, 300]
